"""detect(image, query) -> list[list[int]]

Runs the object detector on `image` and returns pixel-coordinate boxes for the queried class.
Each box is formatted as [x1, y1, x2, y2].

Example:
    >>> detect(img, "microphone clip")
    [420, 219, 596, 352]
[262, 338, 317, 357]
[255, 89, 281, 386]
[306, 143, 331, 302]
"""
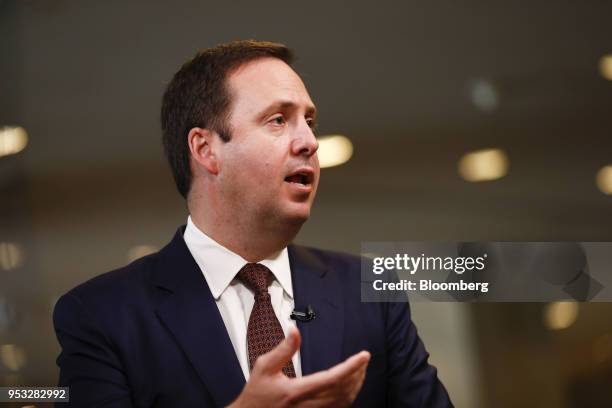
[290, 305, 316, 322]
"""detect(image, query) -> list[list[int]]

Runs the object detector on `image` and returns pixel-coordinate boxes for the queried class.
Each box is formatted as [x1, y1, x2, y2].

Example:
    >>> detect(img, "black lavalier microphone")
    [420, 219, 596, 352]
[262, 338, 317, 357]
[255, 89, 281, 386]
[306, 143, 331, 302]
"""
[290, 305, 316, 322]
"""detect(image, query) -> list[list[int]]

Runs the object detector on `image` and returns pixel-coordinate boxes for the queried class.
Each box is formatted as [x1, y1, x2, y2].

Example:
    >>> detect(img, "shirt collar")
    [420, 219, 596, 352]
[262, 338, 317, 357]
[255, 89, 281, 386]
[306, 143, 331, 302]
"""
[183, 216, 293, 300]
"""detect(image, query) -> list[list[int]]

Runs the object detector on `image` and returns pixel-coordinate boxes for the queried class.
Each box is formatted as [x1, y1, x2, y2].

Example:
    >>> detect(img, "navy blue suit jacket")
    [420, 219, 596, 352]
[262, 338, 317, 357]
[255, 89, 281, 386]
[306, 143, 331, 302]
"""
[54, 227, 452, 407]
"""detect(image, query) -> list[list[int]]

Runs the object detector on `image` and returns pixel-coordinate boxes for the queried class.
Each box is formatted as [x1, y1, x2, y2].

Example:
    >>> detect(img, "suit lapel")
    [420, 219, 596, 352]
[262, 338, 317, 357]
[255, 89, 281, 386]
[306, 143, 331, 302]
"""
[152, 228, 245, 407]
[288, 245, 345, 375]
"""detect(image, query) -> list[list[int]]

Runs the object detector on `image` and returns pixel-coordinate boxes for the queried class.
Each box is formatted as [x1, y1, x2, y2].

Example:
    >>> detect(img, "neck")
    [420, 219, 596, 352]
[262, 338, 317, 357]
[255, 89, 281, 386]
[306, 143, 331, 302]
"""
[189, 207, 302, 263]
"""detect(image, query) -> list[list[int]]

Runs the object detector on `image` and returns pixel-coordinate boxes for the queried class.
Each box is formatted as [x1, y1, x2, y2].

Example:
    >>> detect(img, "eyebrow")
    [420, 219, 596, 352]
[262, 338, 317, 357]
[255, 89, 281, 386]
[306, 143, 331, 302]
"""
[256, 100, 317, 121]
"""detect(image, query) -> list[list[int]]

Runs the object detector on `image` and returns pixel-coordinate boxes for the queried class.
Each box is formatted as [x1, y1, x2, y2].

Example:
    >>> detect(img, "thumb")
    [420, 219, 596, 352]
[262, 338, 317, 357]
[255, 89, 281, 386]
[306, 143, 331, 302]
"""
[254, 326, 301, 375]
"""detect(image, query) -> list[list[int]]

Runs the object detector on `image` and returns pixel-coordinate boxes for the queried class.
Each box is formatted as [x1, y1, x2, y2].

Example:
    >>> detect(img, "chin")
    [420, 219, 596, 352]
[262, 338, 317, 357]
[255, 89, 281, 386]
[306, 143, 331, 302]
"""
[286, 211, 310, 225]
[279, 205, 311, 226]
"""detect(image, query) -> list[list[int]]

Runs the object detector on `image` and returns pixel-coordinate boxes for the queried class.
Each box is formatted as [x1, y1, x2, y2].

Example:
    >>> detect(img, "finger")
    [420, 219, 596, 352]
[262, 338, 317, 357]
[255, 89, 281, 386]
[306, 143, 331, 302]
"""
[344, 369, 367, 405]
[292, 357, 370, 407]
[291, 351, 370, 397]
[254, 326, 301, 375]
[328, 357, 369, 406]
[327, 351, 370, 378]
[346, 362, 368, 392]
[337, 358, 368, 393]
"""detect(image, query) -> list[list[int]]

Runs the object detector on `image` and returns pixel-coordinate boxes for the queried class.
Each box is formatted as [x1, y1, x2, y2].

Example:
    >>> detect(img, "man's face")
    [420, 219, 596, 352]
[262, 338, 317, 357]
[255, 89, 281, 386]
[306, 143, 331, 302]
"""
[215, 57, 320, 228]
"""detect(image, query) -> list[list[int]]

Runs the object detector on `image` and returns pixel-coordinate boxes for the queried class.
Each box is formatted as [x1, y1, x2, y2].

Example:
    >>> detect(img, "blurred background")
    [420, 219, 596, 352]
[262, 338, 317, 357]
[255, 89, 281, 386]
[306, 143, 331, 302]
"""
[2, 1, 612, 407]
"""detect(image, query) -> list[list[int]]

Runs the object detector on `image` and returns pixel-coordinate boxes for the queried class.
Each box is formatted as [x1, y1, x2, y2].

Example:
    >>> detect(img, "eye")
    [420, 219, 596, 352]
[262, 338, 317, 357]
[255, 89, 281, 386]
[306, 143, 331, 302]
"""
[306, 117, 317, 130]
[269, 115, 286, 126]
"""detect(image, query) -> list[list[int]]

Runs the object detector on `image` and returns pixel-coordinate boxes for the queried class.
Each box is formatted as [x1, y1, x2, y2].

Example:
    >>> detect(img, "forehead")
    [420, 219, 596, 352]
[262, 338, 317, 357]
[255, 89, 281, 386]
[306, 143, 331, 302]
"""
[226, 57, 314, 115]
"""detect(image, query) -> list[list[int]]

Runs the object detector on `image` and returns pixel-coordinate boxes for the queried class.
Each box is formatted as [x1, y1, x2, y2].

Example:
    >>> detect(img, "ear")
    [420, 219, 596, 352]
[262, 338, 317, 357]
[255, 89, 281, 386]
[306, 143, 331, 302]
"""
[187, 127, 219, 175]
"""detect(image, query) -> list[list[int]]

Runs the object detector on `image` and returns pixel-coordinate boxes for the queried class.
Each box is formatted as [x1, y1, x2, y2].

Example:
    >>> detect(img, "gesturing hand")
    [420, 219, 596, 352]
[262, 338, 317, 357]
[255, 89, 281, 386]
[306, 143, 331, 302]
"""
[228, 327, 370, 408]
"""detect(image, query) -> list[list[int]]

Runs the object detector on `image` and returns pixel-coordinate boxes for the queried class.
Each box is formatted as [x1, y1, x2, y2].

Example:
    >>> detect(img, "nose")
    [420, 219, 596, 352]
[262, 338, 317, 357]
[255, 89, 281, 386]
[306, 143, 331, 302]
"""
[291, 119, 319, 157]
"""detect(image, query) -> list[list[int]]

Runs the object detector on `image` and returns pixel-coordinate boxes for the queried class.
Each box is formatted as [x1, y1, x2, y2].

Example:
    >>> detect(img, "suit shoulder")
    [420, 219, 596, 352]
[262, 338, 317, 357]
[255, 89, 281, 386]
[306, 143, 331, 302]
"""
[61, 252, 159, 307]
[291, 245, 361, 278]
[303, 246, 360, 262]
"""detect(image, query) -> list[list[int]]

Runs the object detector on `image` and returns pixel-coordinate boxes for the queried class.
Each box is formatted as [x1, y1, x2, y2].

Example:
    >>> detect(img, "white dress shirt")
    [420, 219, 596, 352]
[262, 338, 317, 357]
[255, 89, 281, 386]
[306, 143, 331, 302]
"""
[183, 216, 302, 380]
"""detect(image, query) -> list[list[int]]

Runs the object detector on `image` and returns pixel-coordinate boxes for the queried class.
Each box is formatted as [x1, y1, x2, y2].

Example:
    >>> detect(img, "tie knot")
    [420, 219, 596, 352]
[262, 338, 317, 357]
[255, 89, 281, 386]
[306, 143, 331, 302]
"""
[237, 263, 273, 294]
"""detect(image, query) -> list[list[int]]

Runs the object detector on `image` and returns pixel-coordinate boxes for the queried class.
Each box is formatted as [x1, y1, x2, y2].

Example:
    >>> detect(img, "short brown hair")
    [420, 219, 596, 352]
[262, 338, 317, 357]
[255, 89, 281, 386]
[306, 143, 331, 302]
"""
[161, 40, 294, 198]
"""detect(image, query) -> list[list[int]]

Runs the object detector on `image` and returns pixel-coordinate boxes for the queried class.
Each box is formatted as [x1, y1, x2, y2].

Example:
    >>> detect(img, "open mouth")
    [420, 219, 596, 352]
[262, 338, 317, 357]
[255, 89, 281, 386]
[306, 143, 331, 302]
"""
[284, 171, 313, 186]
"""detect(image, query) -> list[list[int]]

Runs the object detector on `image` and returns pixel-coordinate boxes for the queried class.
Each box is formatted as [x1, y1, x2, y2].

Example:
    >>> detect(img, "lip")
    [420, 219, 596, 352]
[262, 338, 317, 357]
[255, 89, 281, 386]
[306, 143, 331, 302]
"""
[284, 166, 316, 194]
[286, 182, 313, 194]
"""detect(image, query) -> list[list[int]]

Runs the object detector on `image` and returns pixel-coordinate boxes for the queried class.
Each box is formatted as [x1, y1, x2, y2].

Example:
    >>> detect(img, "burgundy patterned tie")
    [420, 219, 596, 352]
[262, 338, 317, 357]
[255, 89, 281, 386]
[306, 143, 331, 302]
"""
[237, 263, 296, 378]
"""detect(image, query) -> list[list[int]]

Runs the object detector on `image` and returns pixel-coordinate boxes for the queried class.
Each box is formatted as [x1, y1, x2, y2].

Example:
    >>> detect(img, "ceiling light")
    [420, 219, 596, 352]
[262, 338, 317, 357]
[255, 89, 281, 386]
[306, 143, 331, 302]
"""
[0, 344, 26, 371]
[0, 126, 28, 158]
[599, 55, 612, 81]
[0, 242, 23, 271]
[469, 79, 499, 112]
[543, 301, 578, 330]
[317, 135, 353, 168]
[458, 148, 509, 182]
[596, 165, 612, 195]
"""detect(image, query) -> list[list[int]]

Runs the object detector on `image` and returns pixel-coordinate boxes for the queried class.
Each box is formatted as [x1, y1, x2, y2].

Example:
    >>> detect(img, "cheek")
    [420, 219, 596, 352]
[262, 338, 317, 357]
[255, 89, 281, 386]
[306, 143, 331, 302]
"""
[247, 157, 274, 180]
[247, 147, 284, 178]
[221, 133, 286, 187]
[227, 154, 276, 191]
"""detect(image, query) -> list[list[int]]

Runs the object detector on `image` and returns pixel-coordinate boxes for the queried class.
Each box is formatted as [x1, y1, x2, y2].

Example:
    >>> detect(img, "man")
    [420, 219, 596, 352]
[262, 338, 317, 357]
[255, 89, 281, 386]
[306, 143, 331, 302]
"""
[53, 40, 452, 407]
